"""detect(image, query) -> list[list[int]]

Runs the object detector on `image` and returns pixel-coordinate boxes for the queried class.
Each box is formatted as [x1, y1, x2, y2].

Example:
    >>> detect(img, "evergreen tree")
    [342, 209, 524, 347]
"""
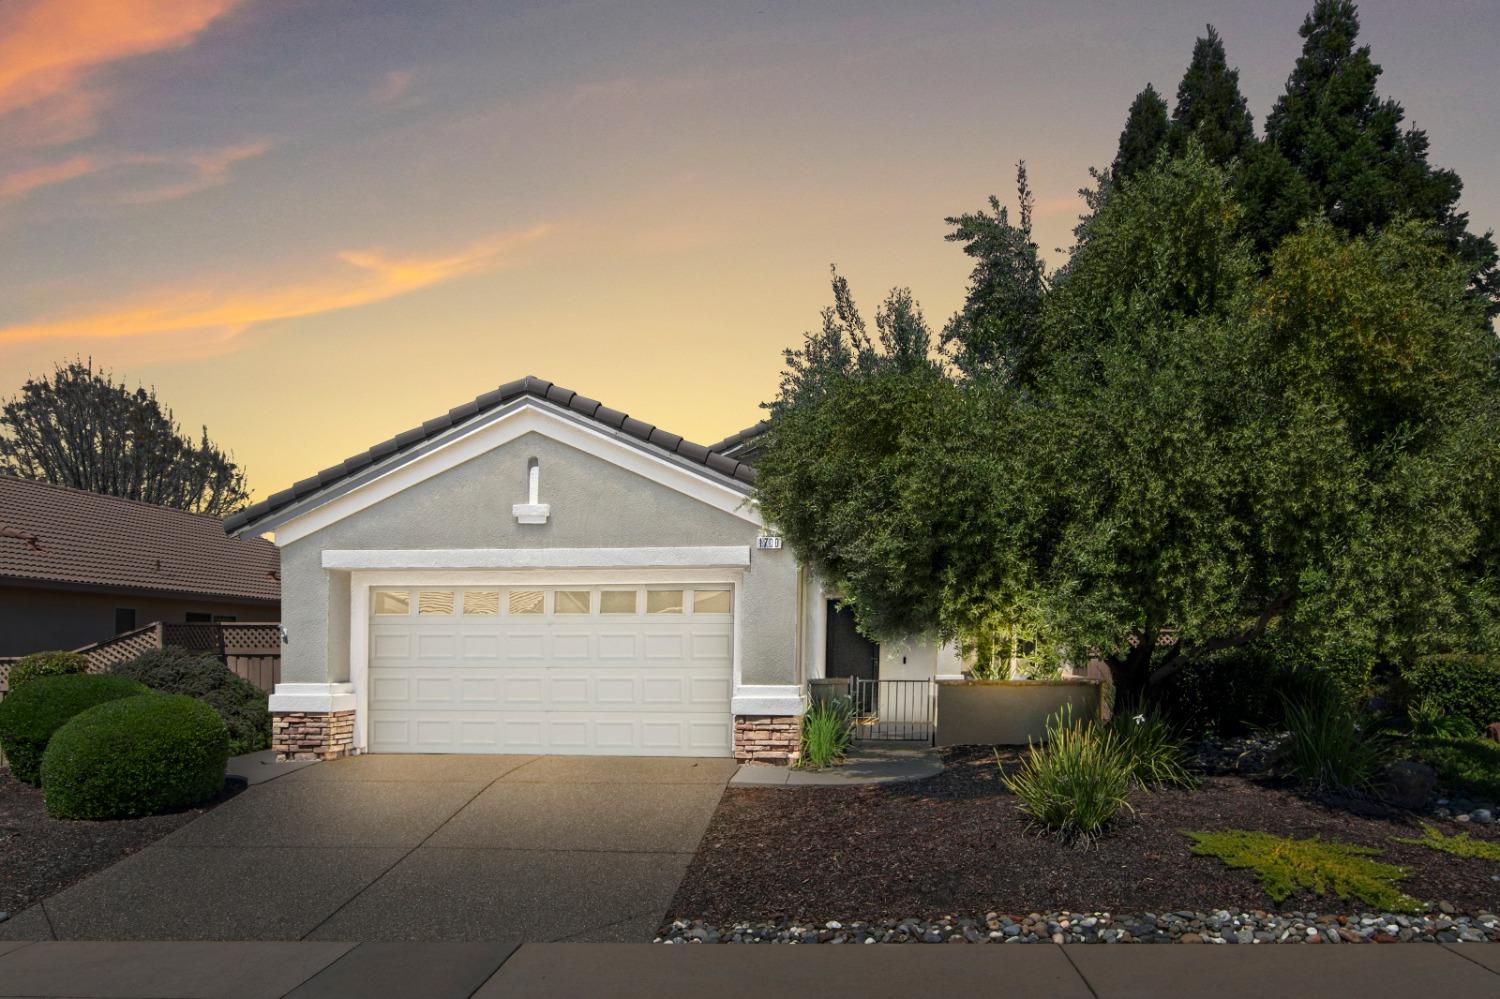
[1111, 85, 1169, 183]
[1169, 25, 1255, 166]
[1260, 0, 1497, 310]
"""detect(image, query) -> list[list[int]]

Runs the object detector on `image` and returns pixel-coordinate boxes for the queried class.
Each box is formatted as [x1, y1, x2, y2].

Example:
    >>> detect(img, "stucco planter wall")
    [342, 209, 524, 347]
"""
[935, 678, 1102, 747]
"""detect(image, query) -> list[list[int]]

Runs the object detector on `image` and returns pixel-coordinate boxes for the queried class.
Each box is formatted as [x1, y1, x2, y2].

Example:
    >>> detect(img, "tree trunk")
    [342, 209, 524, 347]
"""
[1106, 630, 1157, 708]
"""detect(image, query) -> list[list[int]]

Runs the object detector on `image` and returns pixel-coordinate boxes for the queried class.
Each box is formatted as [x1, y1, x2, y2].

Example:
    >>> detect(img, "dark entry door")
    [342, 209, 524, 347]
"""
[825, 601, 879, 681]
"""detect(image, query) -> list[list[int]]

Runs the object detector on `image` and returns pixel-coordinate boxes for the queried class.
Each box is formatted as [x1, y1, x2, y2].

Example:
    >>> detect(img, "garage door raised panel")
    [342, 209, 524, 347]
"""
[367, 584, 734, 756]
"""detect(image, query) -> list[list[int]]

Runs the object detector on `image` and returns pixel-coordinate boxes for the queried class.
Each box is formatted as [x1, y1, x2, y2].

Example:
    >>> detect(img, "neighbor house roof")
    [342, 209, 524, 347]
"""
[706, 419, 772, 462]
[224, 375, 759, 536]
[0, 476, 279, 602]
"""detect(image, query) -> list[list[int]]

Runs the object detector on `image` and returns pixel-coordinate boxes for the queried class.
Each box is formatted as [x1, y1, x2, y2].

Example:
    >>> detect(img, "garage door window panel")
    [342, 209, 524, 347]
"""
[646, 590, 684, 614]
[373, 590, 411, 615]
[600, 590, 638, 614]
[507, 589, 546, 615]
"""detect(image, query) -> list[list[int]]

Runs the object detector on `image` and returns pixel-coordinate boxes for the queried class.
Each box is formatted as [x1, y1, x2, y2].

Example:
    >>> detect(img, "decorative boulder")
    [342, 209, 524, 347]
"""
[1379, 759, 1437, 810]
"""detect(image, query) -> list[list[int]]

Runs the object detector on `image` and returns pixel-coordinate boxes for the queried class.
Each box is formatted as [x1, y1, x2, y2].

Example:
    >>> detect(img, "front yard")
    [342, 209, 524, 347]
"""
[666, 747, 1500, 942]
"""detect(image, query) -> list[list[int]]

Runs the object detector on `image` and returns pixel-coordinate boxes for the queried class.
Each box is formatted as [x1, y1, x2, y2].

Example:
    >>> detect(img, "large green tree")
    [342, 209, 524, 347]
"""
[0, 360, 250, 517]
[1111, 85, 1170, 183]
[1168, 25, 1254, 166]
[1257, 0, 1498, 309]
[755, 148, 1500, 699]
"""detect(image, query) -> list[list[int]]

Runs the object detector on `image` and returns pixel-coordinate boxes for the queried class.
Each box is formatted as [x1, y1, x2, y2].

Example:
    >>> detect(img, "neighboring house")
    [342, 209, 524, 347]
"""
[225, 376, 959, 763]
[0, 476, 279, 658]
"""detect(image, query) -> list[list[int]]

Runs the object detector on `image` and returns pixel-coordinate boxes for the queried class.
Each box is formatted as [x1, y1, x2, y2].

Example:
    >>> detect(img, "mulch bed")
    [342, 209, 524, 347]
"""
[0, 772, 241, 916]
[668, 747, 1500, 924]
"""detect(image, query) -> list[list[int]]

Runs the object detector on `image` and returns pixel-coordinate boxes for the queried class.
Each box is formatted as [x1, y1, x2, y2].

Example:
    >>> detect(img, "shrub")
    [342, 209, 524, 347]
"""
[0, 674, 149, 784]
[111, 646, 269, 755]
[1001, 708, 1134, 845]
[1185, 829, 1422, 912]
[41, 693, 229, 820]
[799, 697, 854, 769]
[1411, 736, 1500, 800]
[7, 650, 89, 691]
[1280, 683, 1386, 794]
[1397, 655, 1500, 731]
[1394, 821, 1500, 863]
[1106, 702, 1199, 789]
[1407, 697, 1477, 740]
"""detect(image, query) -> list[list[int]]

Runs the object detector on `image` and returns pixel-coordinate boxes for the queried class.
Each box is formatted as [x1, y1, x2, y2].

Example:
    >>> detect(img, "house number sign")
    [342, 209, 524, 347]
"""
[756, 535, 784, 550]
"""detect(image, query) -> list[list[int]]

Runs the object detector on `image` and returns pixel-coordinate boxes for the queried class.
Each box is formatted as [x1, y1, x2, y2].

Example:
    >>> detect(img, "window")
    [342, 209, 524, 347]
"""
[693, 589, 732, 614]
[114, 608, 137, 634]
[418, 591, 455, 615]
[555, 590, 591, 614]
[186, 612, 212, 623]
[646, 590, 684, 614]
[462, 590, 500, 616]
[600, 590, 637, 614]
[373, 590, 410, 615]
[508, 589, 545, 615]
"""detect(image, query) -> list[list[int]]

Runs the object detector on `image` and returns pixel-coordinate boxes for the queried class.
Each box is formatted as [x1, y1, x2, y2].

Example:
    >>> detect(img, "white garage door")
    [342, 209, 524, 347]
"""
[366, 584, 734, 755]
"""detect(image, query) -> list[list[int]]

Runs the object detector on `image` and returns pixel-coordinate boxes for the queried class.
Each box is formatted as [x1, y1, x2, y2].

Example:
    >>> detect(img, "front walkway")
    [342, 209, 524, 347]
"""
[0, 754, 735, 944]
[0, 940, 1496, 998]
[730, 742, 944, 787]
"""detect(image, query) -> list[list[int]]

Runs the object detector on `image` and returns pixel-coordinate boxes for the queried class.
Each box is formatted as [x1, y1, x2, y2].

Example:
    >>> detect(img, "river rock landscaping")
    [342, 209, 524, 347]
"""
[663, 746, 1500, 943]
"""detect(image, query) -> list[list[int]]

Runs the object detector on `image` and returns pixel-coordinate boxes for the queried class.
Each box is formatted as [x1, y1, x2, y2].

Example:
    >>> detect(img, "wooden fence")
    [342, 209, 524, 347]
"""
[0, 622, 282, 697]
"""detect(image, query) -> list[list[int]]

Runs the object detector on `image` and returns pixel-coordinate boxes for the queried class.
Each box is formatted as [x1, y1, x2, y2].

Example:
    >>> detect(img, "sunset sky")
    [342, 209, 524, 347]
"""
[3, 0, 1497, 500]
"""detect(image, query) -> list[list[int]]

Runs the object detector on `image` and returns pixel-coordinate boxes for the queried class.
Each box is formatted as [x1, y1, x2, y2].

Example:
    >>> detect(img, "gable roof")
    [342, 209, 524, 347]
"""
[224, 376, 758, 536]
[0, 476, 279, 602]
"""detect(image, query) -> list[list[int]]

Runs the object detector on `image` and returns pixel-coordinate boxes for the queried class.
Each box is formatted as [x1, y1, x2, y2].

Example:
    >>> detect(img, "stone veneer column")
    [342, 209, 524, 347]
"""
[733, 715, 801, 765]
[272, 710, 356, 761]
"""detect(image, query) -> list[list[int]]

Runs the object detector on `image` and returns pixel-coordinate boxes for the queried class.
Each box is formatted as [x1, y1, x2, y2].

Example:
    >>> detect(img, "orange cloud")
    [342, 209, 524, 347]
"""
[0, 0, 239, 147]
[0, 225, 554, 346]
[0, 154, 100, 200]
[0, 141, 270, 207]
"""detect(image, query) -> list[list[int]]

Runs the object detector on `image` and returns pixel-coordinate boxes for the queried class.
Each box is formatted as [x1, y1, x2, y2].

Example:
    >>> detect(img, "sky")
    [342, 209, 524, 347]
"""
[2, 0, 1498, 500]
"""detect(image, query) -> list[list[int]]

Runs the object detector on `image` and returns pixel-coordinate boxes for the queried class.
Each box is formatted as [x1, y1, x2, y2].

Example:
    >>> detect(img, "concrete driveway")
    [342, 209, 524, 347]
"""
[0, 754, 735, 944]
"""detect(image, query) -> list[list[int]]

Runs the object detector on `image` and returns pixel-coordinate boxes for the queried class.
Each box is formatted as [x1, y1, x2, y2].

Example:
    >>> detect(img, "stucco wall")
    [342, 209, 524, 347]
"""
[277, 431, 799, 687]
[0, 585, 276, 657]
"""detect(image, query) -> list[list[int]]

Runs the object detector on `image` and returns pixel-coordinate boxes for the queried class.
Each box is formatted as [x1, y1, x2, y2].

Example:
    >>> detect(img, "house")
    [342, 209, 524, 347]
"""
[0, 476, 279, 658]
[225, 376, 960, 763]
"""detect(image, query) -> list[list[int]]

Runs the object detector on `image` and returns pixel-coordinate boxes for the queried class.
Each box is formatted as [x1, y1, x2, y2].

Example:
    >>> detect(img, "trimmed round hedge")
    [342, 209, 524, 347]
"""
[41, 693, 229, 820]
[0, 673, 149, 785]
[7, 650, 89, 691]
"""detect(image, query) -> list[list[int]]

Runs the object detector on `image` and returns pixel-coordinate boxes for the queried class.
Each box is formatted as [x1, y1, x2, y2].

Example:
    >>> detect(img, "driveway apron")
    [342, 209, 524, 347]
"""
[0, 754, 735, 944]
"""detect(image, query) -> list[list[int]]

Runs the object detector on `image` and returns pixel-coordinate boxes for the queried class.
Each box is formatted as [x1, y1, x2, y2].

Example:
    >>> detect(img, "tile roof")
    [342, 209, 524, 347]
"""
[706, 419, 772, 461]
[224, 375, 759, 535]
[0, 476, 279, 601]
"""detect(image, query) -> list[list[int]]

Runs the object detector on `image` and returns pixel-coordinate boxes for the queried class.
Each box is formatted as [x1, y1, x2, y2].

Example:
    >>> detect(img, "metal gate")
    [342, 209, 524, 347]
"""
[851, 678, 934, 743]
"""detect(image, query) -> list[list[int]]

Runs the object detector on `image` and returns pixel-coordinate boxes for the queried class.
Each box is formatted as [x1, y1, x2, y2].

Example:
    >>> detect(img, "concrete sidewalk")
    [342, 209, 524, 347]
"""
[0, 941, 1497, 998]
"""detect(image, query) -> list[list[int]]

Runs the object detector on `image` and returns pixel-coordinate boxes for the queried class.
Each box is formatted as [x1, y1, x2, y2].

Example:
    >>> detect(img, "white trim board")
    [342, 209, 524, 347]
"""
[322, 546, 751, 571]
[261, 401, 762, 545]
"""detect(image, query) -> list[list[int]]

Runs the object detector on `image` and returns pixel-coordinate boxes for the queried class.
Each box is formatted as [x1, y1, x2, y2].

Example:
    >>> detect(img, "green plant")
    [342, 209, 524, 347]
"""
[798, 697, 854, 770]
[1397, 656, 1500, 732]
[1407, 697, 1477, 740]
[111, 647, 269, 755]
[6, 650, 89, 691]
[0, 674, 149, 784]
[1106, 702, 1199, 789]
[1411, 736, 1500, 800]
[1001, 708, 1135, 845]
[1280, 685, 1386, 793]
[1185, 829, 1423, 912]
[41, 693, 229, 820]
[1394, 822, 1500, 863]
